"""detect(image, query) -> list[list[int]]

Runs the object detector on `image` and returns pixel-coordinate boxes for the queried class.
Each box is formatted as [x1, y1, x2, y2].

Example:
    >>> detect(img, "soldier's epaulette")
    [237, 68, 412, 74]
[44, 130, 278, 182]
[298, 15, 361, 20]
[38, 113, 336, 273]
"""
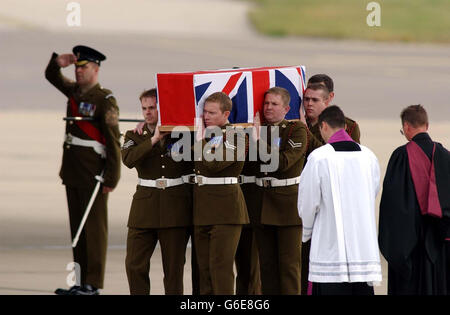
[346, 116, 358, 125]
[287, 120, 298, 138]
[124, 130, 135, 140]
[345, 116, 357, 136]
[98, 87, 115, 100]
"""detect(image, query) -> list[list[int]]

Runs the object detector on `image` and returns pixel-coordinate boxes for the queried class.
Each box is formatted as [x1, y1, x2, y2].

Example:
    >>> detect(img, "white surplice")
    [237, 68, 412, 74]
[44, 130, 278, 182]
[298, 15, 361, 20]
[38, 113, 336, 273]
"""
[298, 143, 382, 284]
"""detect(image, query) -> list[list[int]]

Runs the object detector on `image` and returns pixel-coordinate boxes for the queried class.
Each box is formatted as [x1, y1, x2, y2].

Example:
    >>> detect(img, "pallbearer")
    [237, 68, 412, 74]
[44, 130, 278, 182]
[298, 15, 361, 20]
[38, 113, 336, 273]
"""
[251, 87, 308, 295]
[122, 89, 193, 295]
[192, 92, 249, 295]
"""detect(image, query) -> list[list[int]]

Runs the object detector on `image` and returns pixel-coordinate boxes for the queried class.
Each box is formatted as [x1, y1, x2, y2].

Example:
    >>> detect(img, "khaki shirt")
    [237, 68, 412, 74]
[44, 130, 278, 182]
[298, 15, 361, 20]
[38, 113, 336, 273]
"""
[121, 125, 193, 228]
[192, 124, 249, 226]
[253, 120, 308, 226]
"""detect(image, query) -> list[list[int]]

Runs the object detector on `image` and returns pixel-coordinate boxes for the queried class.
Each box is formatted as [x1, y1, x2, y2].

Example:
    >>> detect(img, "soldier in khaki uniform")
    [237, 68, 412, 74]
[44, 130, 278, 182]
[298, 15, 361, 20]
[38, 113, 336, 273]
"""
[45, 46, 121, 295]
[305, 74, 360, 146]
[249, 87, 308, 295]
[122, 89, 192, 295]
[236, 161, 262, 295]
[192, 92, 249, 295]
[301, 75, 361, 295]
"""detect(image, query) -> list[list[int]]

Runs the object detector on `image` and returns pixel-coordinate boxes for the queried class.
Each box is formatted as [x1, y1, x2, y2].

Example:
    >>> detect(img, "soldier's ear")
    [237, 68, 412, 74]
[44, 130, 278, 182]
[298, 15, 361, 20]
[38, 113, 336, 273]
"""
[92, 63, 100, 73]
[328, 92, 335, 104]
[319, 121, 328, 131]
[284, 105, 290, 114]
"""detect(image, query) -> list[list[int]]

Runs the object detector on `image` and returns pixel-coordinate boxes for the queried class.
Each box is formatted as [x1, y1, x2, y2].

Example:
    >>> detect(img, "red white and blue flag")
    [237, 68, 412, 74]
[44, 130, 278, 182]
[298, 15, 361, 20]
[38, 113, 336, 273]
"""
[156, 65, 306, 126]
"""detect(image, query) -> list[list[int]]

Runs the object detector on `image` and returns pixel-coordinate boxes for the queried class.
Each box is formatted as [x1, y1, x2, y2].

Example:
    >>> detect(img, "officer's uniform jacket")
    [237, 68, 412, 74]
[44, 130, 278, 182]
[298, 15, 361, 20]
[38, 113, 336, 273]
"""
[45, 53, 121, 190]
[121, 125, 193, 229]
[253, 120, 308, 226]
[193, 124, 249, 226]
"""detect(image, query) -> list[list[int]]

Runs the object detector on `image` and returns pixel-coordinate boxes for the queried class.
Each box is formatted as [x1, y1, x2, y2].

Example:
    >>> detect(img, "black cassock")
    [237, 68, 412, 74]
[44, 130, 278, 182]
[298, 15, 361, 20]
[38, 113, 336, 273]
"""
[379, 133, 450, 295]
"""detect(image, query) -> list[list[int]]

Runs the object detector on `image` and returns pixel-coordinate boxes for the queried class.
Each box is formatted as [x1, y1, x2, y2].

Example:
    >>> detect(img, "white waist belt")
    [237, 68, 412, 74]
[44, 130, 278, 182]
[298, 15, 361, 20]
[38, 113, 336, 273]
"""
[65, 133, 106, 158]
[138, 177, 184, 189]
[239, 175, 256, 184]
[255, 176, 301, 188]
[182, 175, 238, 186]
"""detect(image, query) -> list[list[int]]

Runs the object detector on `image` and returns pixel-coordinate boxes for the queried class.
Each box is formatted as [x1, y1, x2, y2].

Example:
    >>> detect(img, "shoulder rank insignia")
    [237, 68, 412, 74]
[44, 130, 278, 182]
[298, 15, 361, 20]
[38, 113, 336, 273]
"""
[288, 139, 302, 148]
[122, 139, 135, 150]
[224, 140, 237, 151]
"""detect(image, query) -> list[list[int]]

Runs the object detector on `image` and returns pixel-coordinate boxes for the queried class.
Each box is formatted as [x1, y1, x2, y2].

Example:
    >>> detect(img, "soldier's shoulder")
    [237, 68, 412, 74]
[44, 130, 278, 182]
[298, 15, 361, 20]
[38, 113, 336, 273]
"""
[345, 116, 358, 126]
[289, 119, 307, 128]
[96, 86, 117, 105]
[225, 124, 246, 135]
[285, 120, 307, 135]
[124, 129, 134, 137]
[124, 129, 142, 142]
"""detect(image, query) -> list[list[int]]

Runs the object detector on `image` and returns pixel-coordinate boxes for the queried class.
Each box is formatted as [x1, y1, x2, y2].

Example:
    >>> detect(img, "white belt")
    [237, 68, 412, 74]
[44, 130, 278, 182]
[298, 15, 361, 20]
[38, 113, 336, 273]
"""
[65, 133, 106, 158]
[238, 175, 256, 184]
[183, 175, 238, 186]
[255, 176, 301, 188]
[138, 177, 184, 189]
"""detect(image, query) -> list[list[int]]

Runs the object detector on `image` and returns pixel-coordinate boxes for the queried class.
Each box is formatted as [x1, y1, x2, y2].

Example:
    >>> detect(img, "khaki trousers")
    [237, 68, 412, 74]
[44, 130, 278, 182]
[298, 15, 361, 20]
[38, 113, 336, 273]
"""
[66, 186, 108, 289]
[254, 224, 302, 295]
[235, 226, 262, 295]
[194, 224, 242, 295]
[125, 227, 190, 295]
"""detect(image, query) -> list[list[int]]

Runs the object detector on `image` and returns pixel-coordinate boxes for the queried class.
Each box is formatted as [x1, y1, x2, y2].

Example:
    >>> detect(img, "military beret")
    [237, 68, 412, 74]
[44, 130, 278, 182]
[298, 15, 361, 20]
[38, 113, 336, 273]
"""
[73, 45, 106, 66]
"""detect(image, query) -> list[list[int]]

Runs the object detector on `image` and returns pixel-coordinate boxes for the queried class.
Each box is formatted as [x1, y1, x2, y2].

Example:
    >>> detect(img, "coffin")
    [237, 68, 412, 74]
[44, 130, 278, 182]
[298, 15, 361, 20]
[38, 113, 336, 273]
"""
[156, 65, 306, 130]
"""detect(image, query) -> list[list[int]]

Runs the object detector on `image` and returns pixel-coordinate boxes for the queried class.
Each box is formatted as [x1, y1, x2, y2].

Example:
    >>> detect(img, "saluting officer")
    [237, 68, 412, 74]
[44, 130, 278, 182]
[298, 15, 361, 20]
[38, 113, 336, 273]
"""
[192, 92, 249, 295]
[45, 45, 121, 295]
[251, 87, 308, 295]
[122, 89, 193, 295]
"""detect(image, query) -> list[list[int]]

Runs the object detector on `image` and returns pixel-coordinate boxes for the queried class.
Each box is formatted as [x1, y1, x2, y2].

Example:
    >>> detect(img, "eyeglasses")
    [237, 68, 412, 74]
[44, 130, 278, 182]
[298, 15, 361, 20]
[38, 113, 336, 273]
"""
[400, 129, 404, 135]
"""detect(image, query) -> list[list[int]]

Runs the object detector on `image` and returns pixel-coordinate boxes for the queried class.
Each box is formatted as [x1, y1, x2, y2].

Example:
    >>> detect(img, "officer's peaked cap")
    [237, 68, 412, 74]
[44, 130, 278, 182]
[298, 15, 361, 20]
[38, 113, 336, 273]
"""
[73, 45, 106, 66]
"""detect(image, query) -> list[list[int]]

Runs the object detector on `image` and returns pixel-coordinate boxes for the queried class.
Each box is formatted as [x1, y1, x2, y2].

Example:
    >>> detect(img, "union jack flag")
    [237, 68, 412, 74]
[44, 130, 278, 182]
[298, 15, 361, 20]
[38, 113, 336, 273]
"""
[156, 66, 306, 127]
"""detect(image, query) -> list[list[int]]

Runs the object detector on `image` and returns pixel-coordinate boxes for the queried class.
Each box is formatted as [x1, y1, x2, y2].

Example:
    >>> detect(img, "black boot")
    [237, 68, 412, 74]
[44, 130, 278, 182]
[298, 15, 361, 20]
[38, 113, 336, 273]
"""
[55, 285, 81, 295]
[73, 284, 100, 295]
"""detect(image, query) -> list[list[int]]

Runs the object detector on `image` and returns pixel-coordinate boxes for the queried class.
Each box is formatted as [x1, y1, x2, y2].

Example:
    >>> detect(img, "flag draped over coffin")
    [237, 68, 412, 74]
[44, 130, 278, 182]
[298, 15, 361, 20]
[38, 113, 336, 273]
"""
[156, 65, 306, 127]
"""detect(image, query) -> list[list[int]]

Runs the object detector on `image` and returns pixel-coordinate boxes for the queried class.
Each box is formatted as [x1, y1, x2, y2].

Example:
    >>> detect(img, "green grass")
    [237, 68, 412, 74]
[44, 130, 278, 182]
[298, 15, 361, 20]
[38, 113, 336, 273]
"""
[246, 0, 450, 43]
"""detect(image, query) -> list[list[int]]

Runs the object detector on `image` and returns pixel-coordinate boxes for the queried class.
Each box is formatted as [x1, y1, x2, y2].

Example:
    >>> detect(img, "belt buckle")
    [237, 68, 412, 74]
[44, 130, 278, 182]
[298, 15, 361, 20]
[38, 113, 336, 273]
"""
[197, 176, 204, 186]
[156, 178, 167, 189]
[262, 179, 271, 188]
[238, 175, 244, 184]
[188, 175, 197, 184]
[66, 133, 73, 144]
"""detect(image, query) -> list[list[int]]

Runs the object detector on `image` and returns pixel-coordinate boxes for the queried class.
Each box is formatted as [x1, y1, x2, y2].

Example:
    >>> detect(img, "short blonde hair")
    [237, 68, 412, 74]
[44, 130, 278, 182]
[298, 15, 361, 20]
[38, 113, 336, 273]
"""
[139, 88, 157, 102]
[264, 87, 291, 107]
[205, 92, 232, 112]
